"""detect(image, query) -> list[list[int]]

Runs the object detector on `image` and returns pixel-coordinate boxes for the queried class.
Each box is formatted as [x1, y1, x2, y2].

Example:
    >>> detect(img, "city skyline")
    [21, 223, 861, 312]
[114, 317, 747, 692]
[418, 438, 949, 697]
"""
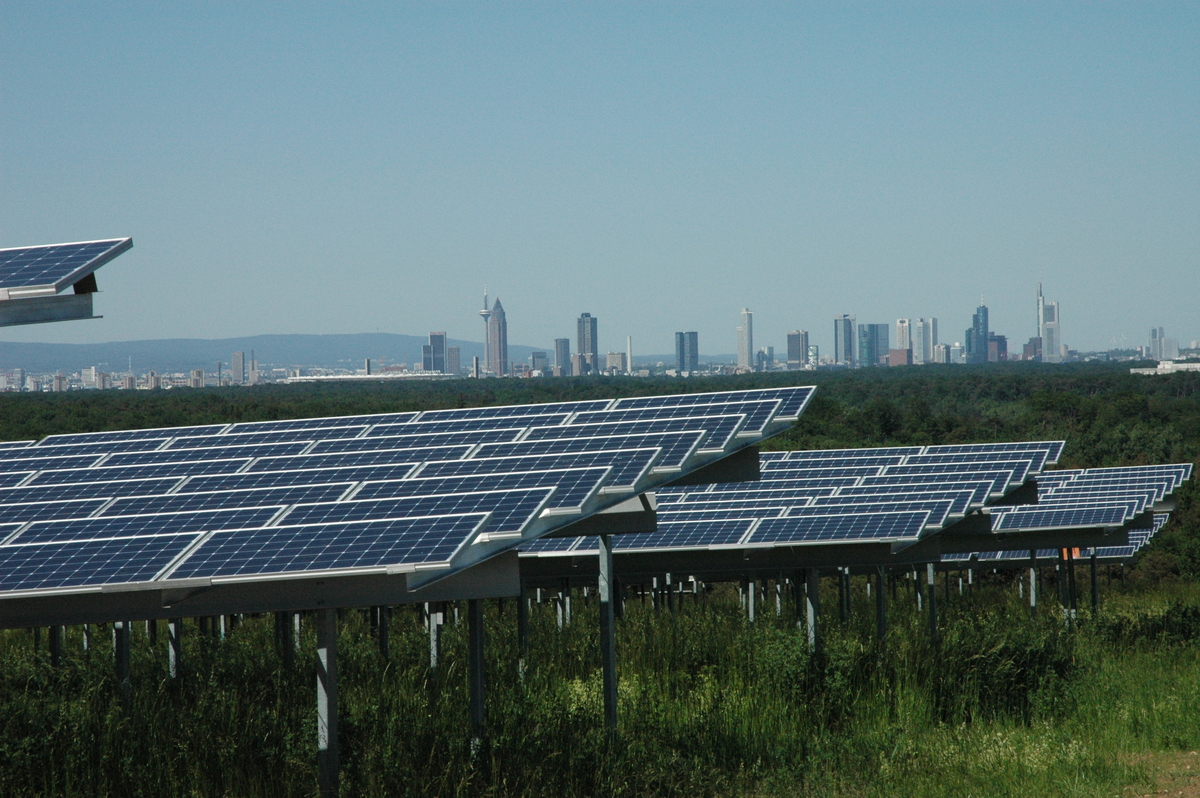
[2, 6, 1196, 356]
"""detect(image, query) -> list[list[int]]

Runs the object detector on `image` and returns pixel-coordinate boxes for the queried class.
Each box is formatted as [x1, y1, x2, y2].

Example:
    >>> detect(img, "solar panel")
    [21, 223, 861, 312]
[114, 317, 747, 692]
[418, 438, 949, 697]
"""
[103, 442, 313, 466]
[666, 486, 842, 502]
[418, 400, 612, 422]
[247, 445, 474, 473]
[414, 449, 660, 491]
[611, 386, 813, 419]
[661, 507, 790, 521]
[473, 431, 706, 470]
[0, 238, 131, 293]
[883, 460, 1031, 484]
[924, 441, 1065, 464]
[354, 467, 612, 511]
[37, 425, 228, 447]
[778, 446, 924, 460]
[524, 414, 747, 451]
[170, 514, 490, 579]
[19, 439, 169, 456]
[813, 491, 975, 515]
[228, 413, 418, 433]
[181, 463, 420, 493]
[104, 483, 354, 517]
[519, 535, 583, 553]
[786, 500, 954, 525]
[751, 511, 931, 544]
[617, 518, 754, 549]
[905, 450, 1050, 473]
[29, 459, 252, 486]
[861, 472, 1011, 497]
[0, 535, 195, 592]
[309, 428, 525, 455]
[0, 454, 103, 473]
[278, 488, 554, 534]
[762, 455, 906, 470]
[167, 428, 366, 449]
[370, 415, 572, 436]
[572, 399, 781, 434]
[0, 498, 109, 524]
[13, 507, 282, 545]
[992, 506, 1130, 531]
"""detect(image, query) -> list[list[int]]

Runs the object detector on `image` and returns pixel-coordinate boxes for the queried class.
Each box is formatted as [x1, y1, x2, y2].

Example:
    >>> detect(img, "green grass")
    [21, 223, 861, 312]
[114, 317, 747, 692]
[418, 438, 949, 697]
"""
[4, 577, 1200, 796]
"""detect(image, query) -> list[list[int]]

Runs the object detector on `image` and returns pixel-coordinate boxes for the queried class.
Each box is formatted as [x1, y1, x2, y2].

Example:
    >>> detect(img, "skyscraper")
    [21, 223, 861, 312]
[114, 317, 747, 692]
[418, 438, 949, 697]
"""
[577, 313, 599, 365]
[966, 303, 989, 364]
[487, 298, 508, 376]
[554, 338, 571, 375]
[423, 331, 447, 372]
[895, 319, 912, 352]
[231, 351, 245, 385]
[737, 308, 753, 369]
[834, 315, 856, 367]
[787, 330, 809, 370]
[857, 323, 889, 367]
[1037, 284, 1062, 363]
[446, 346, 460, 376]
[675, 331, 699, 374]
[912, 318, 938, 365]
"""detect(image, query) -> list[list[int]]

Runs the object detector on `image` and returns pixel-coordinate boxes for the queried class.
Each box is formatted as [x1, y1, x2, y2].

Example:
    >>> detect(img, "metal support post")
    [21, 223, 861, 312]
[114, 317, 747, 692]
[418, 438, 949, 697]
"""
[1090, 550, 1100, 612]
[49, 625, 61, 668]
[427, 603, 443, 671]
[805, 567, 820, 653]
[665, 573, 674, 612]
[598, 533, 618, 730]
[114, 621, 131, 711]
[377, 605, 390, 660]
[83, 624, 90, 652]
[316, 608, 339, 798]
[1066, 548, 1078, 619]
[517, 581, 529, 677]
[747, 576, 756, 623]
[775, 573, 783, 617]
[792, 571, 804, 630]
[838, 568, 848, 623]
[1055, 550, 1067, 609]
[468, 599, 487, 758]
[875, 566, 887, 642]
[926, 564, 938, 645]
[1029, 550, 1038, 619]
[169, 618, 183, 678]
[146, 619, 157, 646]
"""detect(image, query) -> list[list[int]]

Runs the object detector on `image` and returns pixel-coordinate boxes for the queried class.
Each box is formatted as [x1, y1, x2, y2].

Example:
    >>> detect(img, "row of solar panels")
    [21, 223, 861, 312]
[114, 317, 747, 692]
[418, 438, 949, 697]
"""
[521, 442, 1191, 560]
[0, 387, 813, 597]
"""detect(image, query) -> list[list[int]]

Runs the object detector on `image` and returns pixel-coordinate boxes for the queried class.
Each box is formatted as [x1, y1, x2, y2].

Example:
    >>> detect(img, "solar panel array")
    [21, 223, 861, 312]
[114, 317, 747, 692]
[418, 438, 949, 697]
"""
[0, 239, 132, 295]
[521, 440, 1064, 557]
[943, 463, 1192, 565]
[0, 387, 813, 601]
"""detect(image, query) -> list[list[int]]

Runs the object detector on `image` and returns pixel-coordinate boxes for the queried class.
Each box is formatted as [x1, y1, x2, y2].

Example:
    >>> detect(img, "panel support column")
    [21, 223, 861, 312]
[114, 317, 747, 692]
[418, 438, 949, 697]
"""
[747, 576, 756, 623]
[1028, 550, 1038, 619]
[517, 581, 528, 678]
[598, 533, 618, 731]
[48, 625, 61, 668]
[467, 598, 487, 756]
[1090, 550, 1100, 612]
[316, 608, 339, 798]
[113, 620, 131, 711]
[805, 567, 820, 653]
[168, 618, 183, 679]
[926, 563, 938, 645]
[875, 566, 887, 642]
[377, 605, 390, 660]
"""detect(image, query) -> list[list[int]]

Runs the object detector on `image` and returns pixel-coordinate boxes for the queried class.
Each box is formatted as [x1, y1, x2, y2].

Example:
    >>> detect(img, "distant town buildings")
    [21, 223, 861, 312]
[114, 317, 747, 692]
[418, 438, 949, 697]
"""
[1149, 327, 1179, 361]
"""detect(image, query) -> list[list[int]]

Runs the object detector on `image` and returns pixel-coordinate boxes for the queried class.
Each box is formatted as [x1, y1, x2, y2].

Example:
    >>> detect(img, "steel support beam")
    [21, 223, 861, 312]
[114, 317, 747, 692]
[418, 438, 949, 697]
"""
[316, 608, 339, 798]
[926, 563, 938, 645]
[875, 566, 887, 642]
[168, 617, 183, 678]
[598, 533, 618, 731]
[805, 567, 820, 653]
[113, 620, 131, 710]
[1028, 550, 1038, 619]
[468, 598, 487, 757]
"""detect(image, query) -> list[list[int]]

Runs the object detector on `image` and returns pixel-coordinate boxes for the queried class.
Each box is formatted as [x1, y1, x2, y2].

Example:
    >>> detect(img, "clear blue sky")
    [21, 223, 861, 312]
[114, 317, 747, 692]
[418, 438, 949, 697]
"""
[2, 3, 1196, 357]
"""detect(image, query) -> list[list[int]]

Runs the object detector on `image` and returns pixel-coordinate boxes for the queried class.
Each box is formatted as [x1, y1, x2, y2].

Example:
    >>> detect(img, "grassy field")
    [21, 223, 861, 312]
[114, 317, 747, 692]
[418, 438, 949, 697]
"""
[4, 573, 1200, 797]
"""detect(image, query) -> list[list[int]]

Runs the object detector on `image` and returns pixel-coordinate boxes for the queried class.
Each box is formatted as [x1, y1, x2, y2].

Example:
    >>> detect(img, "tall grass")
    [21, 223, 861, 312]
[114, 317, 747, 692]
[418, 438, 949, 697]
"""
[3, 577, 1200, 796]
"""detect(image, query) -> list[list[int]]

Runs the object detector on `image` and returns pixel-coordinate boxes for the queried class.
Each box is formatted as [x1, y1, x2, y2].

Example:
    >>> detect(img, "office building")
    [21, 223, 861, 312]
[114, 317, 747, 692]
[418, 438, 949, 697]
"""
[248, 351, 258, 385]
[736, 308, 753, 370]
[965, 304, 989, 364]
[571, 352, 595, 376]
[787, 330, 809, 370]
[530, 351, 549, 373]
[121, 375, 135, 390]
[895, 319, 912, 353]
[1023, 337, 1043, 361]
[446, 346, 460, 376]
[932, 343, 951, 364]
[988, 334, 1008, 362]
[96, 373, 112, 390]
[231, 351, 246, 385]
[888, 348, 912, 367]
[553, 338, 572, 376]
[52, 375, 66, 392]
[189, 369, 204, 388]
[487, 298, 508, 376]
[807, 344, 819, 367]
[912, 318, 937, 365]
[577, 313, 599, 365]
[834, 315, 856, 367]
[605, 352, 627, 374]
[1037, 284, 1062, 363]
[675, 331, 699, 374]
[12, 369, 23, 393]
[423, 331, 447, 373]
[1148, 327, 1179, 361]
[857, 323, 889, 367]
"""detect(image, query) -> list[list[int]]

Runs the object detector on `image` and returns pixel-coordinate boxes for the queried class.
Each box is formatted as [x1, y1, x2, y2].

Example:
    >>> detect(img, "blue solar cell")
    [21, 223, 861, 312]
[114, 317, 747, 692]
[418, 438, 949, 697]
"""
[883, 460, 1030, 484]
[104, 483, 353, 517]
[228, 413, 418, 434]
[665, 486, 840, 503]
[785, 500, 953, 525]
[247, 445, 473, 473]
[0, 534, 195, 592]
[759, 465, 884, 480]
[527, 414, 746, 451]
[22, 438, 169, 456]
[475, 431, 705, 470]
[905, 450, 1050, 473]
[751, 511, 931, 544]
[417, 400, 612, 422]
[0, 478, 183, 504]
[0, 498, 108, 523]
[310, 428, 525, 455]
[661, 507, 790, 521]
[0, 454, 103, 473]
[14, 507, 282, 544]
[0, 238, 131, 292]
[813, 492, 972, 516]
[0, 441, 34, 451]
[834, 483, 992, 506]
[355, 466, 611, 511]
[762, 455, 906, 470]
[992, 506, 1131, 531]
[38, 425, 228, 446]
[167, 428, 366, 449]
[860, 473, 1009, 498]
[618, 518, 754, 549]
[371, 415, 570, 437]
[29, 459, 251, 486]
[104, 442, 313, 466]
[780, 446, 923, 460]
[519, 536, 583, 553]
[923, 441, 1065, 464]
[612, 387, 813, 419]
[281, 488, 553, 533]
[0, 472, 35, 488]
[416, 449, 658, 490]
[673, 477, 861, 496]
[182, 463, 419, 493]
[572, 399, 782, 434]
[171, 514, 489, 578]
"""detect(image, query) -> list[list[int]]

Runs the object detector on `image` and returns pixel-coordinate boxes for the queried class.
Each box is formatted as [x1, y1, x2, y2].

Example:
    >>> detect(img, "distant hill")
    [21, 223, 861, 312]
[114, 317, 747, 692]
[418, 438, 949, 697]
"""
[0, 333, 539, 374]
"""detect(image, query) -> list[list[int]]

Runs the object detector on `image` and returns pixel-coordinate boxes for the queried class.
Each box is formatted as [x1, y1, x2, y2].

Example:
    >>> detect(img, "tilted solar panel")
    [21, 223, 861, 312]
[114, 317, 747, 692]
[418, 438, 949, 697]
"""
[992, 505, 1130, 531]
[228, 413, 418, 434]
[0, 238, 131, 293]
[473, 431, 706, 470]
[309, 428, 525, 454]
[751, 511, 931, 544]
[354, 467, 612, 512]
[12, 507, 283, 545]
[104, 483, 354, 517]
[779, 446, 924, 460]
[278, 488, 554, 534]
[572, 399, 782, 434]
[524, 414, 746, 451]
[612, 387, 813, 419]
[418, 400, 612, 422]
[0, 535, 196, 593]
[37, 425, 228, 446]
